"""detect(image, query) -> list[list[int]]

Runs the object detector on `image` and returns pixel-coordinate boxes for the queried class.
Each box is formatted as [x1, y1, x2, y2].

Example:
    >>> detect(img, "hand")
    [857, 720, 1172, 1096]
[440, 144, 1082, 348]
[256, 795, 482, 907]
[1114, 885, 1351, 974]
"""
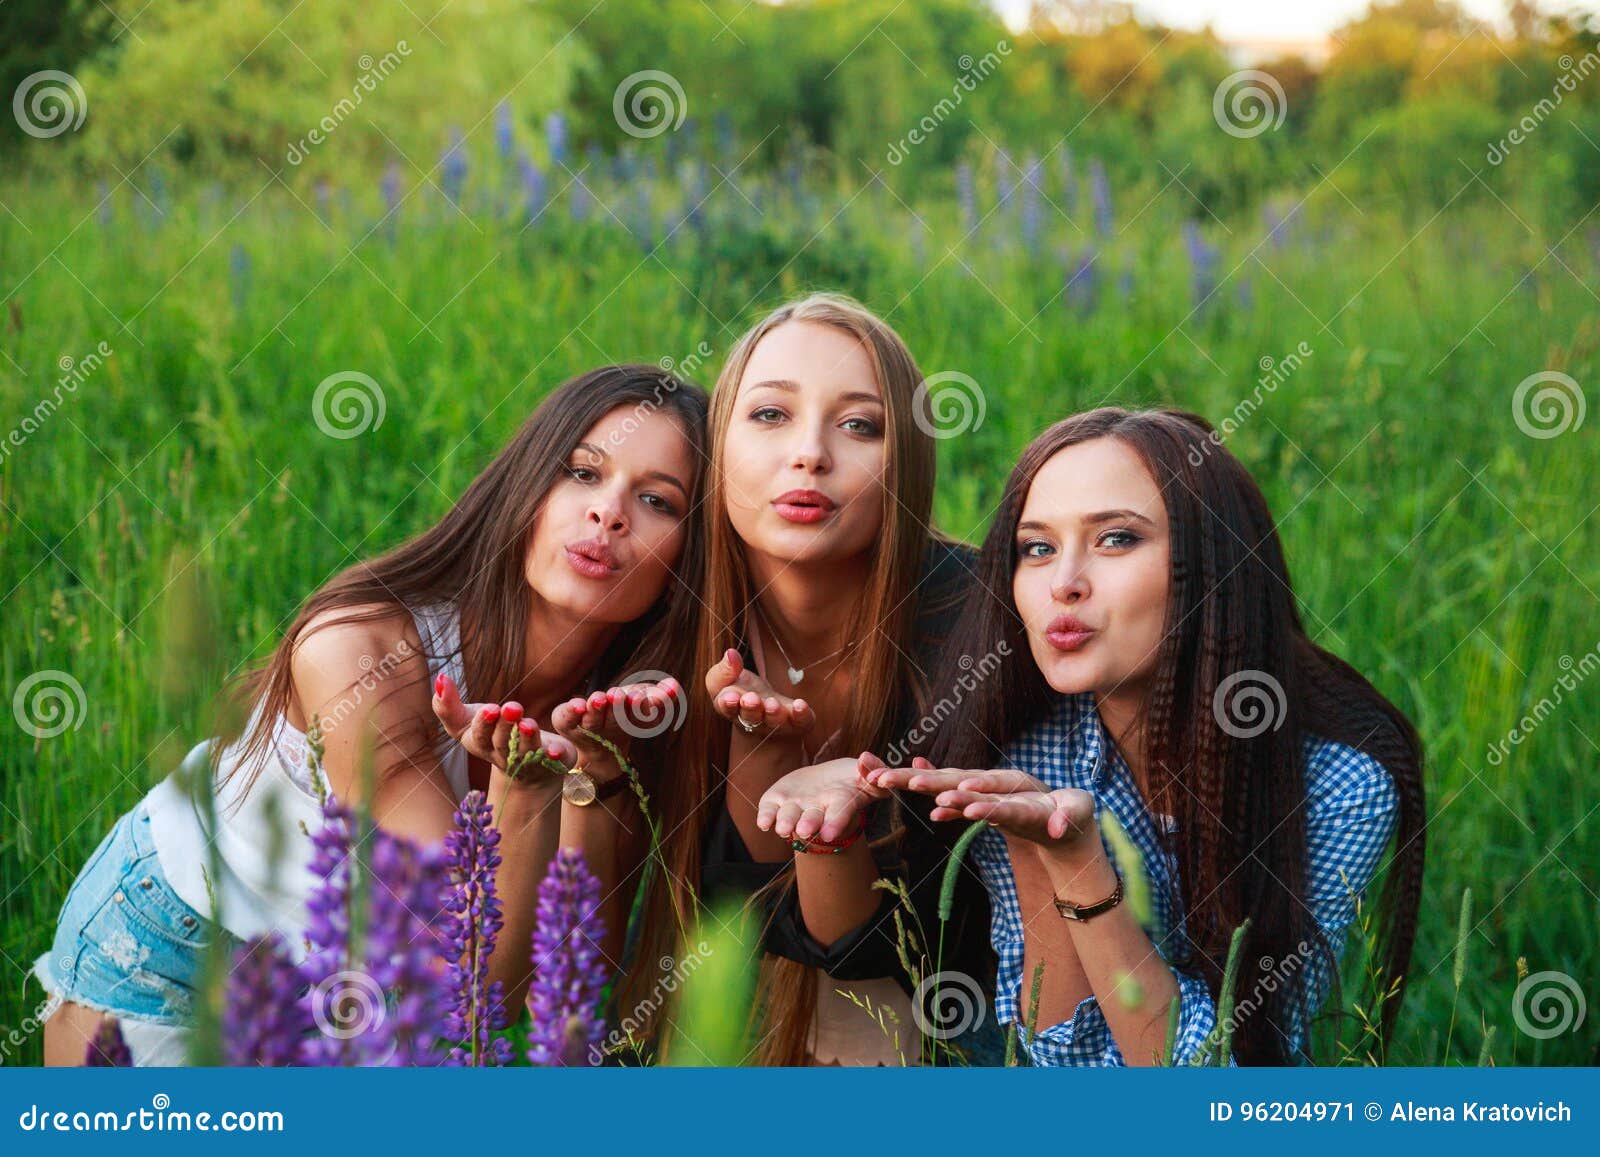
[863, 760, 1097, 848]
[551, 676, 682, 783]
[706, 648, 816, 741]
[433, 673, 575, 779]
[756, 753, 891, 844]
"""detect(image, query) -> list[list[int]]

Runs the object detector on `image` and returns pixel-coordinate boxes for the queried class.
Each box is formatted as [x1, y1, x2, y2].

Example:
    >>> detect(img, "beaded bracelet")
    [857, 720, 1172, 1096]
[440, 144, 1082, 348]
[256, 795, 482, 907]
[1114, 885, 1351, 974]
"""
[791, 812, 868, 855]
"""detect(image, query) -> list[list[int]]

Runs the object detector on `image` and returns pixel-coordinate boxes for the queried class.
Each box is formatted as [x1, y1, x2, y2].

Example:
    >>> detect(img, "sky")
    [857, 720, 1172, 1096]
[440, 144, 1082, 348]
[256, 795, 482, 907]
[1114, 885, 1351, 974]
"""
[989, 0, 1600, 41]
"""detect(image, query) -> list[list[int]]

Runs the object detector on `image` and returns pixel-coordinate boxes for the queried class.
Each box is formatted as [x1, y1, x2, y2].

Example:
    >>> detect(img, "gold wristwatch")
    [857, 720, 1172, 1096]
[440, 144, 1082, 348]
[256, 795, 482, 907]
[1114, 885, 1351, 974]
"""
[562, 765, 631, 808]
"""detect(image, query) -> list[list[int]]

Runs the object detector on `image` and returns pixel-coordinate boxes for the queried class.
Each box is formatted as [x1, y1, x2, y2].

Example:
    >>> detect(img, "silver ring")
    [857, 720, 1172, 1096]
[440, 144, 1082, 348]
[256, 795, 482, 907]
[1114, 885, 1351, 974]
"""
[737, 717, 759, 733]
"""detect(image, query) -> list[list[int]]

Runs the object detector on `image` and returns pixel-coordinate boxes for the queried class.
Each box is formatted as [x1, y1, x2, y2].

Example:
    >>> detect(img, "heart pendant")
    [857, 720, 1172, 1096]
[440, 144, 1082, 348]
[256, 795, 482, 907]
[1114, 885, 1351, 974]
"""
[787, 666, 805, 685]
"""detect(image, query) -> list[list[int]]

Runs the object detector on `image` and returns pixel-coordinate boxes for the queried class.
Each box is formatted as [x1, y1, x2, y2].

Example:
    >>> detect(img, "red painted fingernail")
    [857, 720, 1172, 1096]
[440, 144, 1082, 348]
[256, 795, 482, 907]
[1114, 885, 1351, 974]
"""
[590, 692, 609, 710]
[518, 719, 536, 737]
[545, 745, 561, 760]
[500, 702, 524, 723]
[434, 674, 447, 697]
[481, 705, 500, 722]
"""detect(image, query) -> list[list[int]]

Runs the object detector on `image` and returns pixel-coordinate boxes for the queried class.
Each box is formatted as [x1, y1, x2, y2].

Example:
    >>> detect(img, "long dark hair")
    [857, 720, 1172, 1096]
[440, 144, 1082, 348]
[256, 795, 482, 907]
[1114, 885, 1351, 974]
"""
[222, 365, 710, 791]
[923, 407, 1425, 1064]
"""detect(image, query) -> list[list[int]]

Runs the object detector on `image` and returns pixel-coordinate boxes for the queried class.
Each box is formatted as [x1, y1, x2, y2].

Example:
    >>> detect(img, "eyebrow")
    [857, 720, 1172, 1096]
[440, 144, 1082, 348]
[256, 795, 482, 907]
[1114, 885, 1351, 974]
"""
[746, 379, 884, 406]
[1017, 509, 1157, 532]
[572, 443, 689, 498]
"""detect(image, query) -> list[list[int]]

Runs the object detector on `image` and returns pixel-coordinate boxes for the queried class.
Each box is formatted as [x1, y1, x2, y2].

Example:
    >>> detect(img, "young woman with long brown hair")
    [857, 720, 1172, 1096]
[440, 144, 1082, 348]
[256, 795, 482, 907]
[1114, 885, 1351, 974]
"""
[36, 365, 708, 1065]
[867, 407, 1425, 1065]
[600, 293, 999, 1066]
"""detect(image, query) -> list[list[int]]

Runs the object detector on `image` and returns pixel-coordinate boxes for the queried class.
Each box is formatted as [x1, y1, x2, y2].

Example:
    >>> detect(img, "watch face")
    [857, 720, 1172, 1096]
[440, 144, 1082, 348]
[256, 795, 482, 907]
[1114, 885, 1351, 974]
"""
[563, 770, 597, 806]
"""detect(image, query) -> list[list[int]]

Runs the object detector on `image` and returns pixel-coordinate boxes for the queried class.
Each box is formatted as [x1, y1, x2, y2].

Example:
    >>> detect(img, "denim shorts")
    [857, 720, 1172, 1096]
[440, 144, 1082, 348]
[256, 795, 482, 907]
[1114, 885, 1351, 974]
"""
[32, 800, 234, 1039]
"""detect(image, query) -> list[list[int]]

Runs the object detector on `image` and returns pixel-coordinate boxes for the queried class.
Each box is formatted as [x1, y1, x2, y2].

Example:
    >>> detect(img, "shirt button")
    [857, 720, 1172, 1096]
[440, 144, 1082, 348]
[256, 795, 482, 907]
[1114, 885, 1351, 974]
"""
[181, 915, 197, 929]
[139, 877, 154, 889]
[113, 890, 125, 903]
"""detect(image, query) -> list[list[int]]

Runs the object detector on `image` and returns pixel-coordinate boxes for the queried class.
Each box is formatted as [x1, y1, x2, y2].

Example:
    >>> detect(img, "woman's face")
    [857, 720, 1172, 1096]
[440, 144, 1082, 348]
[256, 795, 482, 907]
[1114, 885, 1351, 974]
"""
[722, 320, 887, 567]
[1011, 436, 1171, 700]
[525, 404, 696, 623]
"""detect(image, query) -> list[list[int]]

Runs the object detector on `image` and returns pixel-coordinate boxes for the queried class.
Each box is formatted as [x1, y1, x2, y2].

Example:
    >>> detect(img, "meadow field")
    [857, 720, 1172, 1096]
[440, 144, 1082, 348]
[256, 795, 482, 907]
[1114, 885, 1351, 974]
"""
[2, 108, 1597, 1065]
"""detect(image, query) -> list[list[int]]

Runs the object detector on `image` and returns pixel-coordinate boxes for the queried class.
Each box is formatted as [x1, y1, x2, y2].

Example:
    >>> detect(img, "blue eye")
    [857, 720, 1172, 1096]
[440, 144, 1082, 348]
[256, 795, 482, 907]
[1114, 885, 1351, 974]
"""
[1098, 529, 1141, 549]
[1017, 539, 1054, 559]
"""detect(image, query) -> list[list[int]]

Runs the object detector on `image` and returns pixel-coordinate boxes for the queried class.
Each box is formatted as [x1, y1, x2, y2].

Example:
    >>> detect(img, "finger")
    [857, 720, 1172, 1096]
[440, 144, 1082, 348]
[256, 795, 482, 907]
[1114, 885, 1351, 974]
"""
[491, 718, 514, 766]
[500, 700, 524, 725]
[929, 806, 963, 822]
[933, 788, 994, 810]
[738, 691, 765, 730]
[763, 697, 784, 727]
[774, 800, 805, 840]
[789, 698, 815, 733]
[538, 732, 578, 770]
[911, 756, 936, 770]
[465, 703, 500, 758]
[817, 795, 859, 843]
[756, 793, 783, 832]
[551, 697, 586, 735]
[705, 648, 744, 696]
[956, 768, 1037, 794]
[866, 766, 917, 790]
[713, 688, 742, 721]
[905, 769, 977, 794]
[432, 674, 474, 737]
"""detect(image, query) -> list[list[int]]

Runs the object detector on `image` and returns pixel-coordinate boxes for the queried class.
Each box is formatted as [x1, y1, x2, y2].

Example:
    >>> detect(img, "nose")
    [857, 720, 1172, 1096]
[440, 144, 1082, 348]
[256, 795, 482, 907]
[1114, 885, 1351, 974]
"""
[586, 497, 627, 536]
[1050, 552, 1089, 603]
[789, 419, 831, 474]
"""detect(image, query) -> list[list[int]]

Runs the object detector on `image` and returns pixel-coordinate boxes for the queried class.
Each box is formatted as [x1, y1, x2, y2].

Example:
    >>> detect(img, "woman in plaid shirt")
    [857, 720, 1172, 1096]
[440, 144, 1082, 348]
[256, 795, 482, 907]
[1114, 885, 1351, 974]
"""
[868, 407, 1425, 1065]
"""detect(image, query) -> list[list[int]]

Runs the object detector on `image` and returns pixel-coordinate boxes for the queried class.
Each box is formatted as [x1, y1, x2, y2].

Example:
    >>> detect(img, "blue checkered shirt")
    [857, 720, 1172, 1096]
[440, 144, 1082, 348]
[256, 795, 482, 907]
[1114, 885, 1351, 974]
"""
[972, 691, 1398, 1066]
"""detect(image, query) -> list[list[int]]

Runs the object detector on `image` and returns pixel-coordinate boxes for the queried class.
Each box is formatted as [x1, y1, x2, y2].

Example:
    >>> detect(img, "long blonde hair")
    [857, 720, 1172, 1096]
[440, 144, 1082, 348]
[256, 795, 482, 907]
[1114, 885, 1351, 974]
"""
[619, 292, 942, 1064]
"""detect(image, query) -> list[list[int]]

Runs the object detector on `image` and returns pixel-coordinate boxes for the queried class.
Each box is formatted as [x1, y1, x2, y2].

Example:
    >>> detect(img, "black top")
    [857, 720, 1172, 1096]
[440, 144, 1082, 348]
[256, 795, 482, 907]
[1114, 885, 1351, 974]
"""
[699, 537, 998, 1004]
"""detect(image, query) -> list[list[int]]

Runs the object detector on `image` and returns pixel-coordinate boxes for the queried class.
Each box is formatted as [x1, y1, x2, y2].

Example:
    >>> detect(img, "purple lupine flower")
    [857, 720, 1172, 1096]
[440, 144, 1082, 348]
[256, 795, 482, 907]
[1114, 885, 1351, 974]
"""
[84, 1018, 132, 1066]
[440, 128, 468, 205]
[1090, 158, 1112, 236]
[495, 101, 515, 158]
[1183, 220, 1220, 309]
[297, 797, 450, 1066]
[1057, 149, 1077, 217]
[545, 111, 568, 167]
[517, 151, 548, 224]
[442, 791, 513, 1067]
[995, 147, 1014, 211]
[527, 847, 609, 1067]
[956, 161, 977, 232]
[1022, 153, 1043, 250]
[224, 934, 310, 1066]
[1064, 247, 1099, 313]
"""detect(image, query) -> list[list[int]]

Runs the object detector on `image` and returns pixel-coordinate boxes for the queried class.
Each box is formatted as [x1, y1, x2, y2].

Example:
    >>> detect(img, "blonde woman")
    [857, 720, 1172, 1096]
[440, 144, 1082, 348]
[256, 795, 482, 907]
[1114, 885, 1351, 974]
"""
[601, 293, 1000, 1066]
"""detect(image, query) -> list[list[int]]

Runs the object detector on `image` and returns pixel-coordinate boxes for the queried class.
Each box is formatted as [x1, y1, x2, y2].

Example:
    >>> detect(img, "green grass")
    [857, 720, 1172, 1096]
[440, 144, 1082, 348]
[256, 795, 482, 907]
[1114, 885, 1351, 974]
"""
[1, 156, 1595, 1066]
